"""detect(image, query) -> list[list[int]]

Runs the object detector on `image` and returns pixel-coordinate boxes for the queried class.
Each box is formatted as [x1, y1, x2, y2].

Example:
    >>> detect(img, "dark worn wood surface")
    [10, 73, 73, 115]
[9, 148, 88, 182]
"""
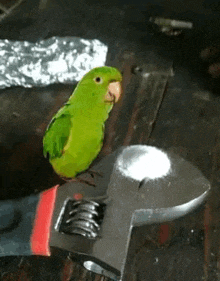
[0, 47, 218, 281]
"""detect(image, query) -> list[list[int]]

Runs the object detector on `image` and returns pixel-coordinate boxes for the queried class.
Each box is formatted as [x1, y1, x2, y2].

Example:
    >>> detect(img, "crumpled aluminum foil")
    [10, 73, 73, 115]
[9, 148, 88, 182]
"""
[0, 37, 108, 89]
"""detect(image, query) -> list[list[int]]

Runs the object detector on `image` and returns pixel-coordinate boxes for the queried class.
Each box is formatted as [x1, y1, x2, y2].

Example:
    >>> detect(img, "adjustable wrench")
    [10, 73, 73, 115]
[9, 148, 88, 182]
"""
[0, 145, 210, 281]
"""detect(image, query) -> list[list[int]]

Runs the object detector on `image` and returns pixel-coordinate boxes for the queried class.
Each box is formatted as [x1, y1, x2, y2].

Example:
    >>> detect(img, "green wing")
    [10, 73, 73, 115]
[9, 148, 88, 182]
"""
[43, 105, 72, 159]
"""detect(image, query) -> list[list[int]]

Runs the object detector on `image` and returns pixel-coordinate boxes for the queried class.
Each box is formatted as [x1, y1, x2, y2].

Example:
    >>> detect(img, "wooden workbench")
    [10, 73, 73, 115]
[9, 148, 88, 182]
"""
[0, 44, 220, 280]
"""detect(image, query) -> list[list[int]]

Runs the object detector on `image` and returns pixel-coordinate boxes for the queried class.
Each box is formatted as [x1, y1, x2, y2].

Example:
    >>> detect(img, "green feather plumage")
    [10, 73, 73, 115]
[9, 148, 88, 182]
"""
[43, 66, 122, 178]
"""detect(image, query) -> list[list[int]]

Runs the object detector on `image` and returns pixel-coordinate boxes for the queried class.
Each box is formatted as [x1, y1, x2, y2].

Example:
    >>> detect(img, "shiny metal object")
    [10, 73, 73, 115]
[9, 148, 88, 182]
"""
[149, 17, 193, 36]
[59, 199, 105, 239]
[150, 17, 193, 29]
[50, 145, 210, 281]
[0, 37, 108, 89]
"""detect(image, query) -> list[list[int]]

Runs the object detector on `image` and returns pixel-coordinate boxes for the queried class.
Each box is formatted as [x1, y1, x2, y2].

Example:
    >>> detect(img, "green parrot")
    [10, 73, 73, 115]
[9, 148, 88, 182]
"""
[43, 66, 122, 180]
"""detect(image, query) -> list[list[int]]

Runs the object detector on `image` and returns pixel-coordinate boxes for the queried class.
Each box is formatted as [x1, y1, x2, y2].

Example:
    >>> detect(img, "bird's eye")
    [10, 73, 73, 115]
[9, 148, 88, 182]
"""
[94, 76, 103, 83]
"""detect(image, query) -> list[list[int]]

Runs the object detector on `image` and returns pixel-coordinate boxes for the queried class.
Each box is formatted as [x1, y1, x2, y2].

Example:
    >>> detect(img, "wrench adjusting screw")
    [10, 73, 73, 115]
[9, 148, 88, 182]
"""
[59, 199, 106, 239]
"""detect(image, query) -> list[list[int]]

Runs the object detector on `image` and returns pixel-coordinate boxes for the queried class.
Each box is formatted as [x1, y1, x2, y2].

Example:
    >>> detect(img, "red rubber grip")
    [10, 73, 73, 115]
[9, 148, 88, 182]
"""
[31, 185, 59, 256]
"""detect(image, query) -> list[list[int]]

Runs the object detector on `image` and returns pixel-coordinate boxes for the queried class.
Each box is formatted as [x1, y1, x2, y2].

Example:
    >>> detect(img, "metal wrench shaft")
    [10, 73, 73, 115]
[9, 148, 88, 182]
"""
[50, 145, 210, 280]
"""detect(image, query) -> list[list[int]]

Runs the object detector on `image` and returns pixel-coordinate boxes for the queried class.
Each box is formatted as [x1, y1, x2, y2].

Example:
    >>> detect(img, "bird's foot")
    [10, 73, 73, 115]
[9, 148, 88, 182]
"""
[87, 169, 103, 178]
[61, 176, 96, 187]
[61, 169, 103, 187]
[60, 176, 74, 182]
[76, 174, 96, 187]
[76, 169, 103, 187]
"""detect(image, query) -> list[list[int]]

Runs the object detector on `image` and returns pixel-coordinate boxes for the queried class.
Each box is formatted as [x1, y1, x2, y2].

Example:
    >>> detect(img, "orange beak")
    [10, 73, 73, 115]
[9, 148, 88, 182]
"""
[104, 81, 122, 104]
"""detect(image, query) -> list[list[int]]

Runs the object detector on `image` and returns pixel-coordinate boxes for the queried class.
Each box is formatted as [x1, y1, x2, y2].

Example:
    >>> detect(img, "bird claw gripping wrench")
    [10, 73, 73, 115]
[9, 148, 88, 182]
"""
[0, 145, 210, 281]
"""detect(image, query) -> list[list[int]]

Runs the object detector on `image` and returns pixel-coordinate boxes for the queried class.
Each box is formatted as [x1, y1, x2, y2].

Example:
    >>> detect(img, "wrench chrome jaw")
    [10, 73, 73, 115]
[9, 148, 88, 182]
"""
[49, 145, 210, 281]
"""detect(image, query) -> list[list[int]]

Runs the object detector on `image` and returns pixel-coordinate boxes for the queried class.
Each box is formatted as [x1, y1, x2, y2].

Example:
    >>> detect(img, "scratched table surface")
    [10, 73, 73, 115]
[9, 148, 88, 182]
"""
[1, 0, 220, 280]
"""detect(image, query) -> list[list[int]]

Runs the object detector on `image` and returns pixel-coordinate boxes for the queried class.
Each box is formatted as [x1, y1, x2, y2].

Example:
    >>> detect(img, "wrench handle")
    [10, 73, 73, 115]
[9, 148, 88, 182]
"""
[0, 185, 58, 257]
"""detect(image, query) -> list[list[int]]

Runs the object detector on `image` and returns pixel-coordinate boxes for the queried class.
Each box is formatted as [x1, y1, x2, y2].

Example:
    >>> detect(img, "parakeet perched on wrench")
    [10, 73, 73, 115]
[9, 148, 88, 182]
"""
[43, 66, 122, 179]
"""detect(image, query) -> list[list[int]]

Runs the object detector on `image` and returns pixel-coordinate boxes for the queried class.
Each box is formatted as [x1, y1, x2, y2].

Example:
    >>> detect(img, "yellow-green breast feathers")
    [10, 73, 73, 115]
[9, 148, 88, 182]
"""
[43, 66, 122, 178]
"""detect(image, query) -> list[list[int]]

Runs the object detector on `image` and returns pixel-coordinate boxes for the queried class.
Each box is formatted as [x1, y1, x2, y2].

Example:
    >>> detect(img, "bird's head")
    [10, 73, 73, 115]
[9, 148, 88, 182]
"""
[74, 66, 122, 107]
